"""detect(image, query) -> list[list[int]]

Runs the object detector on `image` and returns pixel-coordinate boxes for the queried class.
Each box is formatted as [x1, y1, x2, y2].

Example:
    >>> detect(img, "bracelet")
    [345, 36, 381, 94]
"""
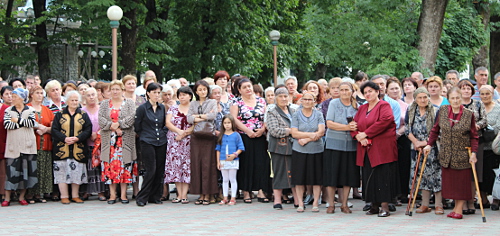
[233, 152, 239, 157]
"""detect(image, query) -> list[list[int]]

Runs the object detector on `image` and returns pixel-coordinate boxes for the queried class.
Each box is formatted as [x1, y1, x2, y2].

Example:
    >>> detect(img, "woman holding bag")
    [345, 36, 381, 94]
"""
[187, 80, 218, 205]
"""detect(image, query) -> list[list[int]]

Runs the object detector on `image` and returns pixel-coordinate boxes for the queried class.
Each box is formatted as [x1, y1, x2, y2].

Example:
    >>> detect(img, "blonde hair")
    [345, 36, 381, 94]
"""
[425, 76, 443, 88]
[109, 80, 125, 90]
[45, 80, 62, 94]
[122, 74, 137, 85]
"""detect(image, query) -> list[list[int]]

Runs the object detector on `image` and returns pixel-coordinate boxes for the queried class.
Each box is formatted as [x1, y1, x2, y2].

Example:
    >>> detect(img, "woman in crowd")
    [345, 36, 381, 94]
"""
[405, 87, 443, 214]
[264, 87, 275, 107]
[166, 79, 181, 103]
[1, 88, 37, 207]
[26, 86, 54, 203]
[82, 87, 106, 201]
[213, 71, 233, 104]
[77, 83, 89, 106]
[354, 73, 368, 105]
[44, 80, 65, 114]
[424, 87, 479, 219]
[187, 80, 218, 205]
[9, 78, 26, 89]
[99, 80, 137, 204]
[478, 85, 500, 210]
[62, 83, 77, 97]
[51, 91, 92, 204]
[123, 75, 146, 198]
[267, 88, 298, 210]
[351, 81, 399, 217]
[457, 79, 487, 213]
[165, 86, 193, 204]
[135, 83, 167, 207]
[230, 78, 270, 203]
[425, 76, 449, 107]
[402, 77, 418, 105]
[302, 81, 325, 108]
[95, 82, 110, 103]
[253, 84, 263, 98]
[323, 82, 359, 214]
[320, 77, 342, 119]
[162, 84, 176, 111]
[387, 78, 411, 204]
[291, 92, 325, 212]
[0, 86, 12, 201]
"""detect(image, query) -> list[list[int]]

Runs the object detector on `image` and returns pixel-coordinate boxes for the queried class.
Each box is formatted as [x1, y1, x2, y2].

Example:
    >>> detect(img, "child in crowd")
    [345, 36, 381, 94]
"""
[216, 114, 245, 205]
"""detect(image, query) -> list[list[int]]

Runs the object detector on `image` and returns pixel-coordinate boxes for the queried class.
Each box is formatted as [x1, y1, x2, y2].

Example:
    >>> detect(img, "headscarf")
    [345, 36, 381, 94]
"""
[408, 87, 435, 134]
[13, 88, 29, 103]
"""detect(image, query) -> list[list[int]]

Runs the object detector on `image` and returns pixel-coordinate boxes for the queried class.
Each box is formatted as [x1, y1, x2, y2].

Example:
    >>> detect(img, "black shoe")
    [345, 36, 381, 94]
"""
[273, 204, 283, 210]
[475, 202, 490, 209]
[107, 199, 116, 204]
[136, 201, 146, 207]
[148, 200, 163, 204]
[363, 203, 372, 211]
[121, 199, 129, 204]
[388, 203, 396, 212]
[378, 210, 390, 217]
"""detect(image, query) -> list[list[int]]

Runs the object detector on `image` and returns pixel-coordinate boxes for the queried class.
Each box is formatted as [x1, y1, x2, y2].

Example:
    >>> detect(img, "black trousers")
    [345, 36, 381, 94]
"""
[136, 141, 166, 203]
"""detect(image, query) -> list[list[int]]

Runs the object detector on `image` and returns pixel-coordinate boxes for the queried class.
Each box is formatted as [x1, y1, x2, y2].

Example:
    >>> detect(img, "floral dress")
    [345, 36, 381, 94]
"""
[164, 105, 192, 183]
[101, 101, 138, 184]
[232, 96, 266, 133]
[407, 111, 441, 192]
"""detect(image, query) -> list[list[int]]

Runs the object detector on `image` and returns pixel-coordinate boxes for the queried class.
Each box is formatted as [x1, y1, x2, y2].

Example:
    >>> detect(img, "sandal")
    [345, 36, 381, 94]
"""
[228, 199, 236, 205]
[27, 198, 36, 204]
[257, 197, 270, 203]
[160, 196, 169, 201]
[243, 198, 252, 204]
[51, 195, 60, 202]
[219, 199, 228, 205]
[171, 198, 181, 203]
[181, 199, 189, 204]
[98, 196, 107, 201]
[311, 206, 320, 213]
[282, 198, 292, 204]
[203, 200, 210, 205]
[34, 197, 47, 203]
[297, 206, 305, 213]
[194, 199, 203, 205]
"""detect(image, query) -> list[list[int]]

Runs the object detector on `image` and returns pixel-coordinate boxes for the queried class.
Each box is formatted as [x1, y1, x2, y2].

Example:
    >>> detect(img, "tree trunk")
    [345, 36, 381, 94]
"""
[490, 14, 500, 76]
[315, 63, 327, 80]
[119, 1, 139, 77]
[1, 0, 15, 80]
[33, 0, 51, 81]
[473, 2, 490, 78]
[417, 0, 449, 75]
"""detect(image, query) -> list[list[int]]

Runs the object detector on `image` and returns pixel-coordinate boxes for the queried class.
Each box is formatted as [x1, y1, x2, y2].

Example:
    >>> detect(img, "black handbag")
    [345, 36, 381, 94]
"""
[482, 126, 496, 142]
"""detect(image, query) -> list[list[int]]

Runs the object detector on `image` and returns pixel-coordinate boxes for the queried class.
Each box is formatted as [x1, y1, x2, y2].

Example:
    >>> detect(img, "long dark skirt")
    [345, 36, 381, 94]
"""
[271, 153, 293, 190]
[397, 135, 411, 197]
[442, 167, 472, 200]
[291, 151, 322, 186]
[362, 154, 400, 203]
[323, 149, 359, 187]
[5, 154, 38, 190]
[237, 134, 270, 192]
[86, 146, 107, 194]
[0, 159, 5, 195]
[27, 150, 53, 195]
[190, 136, 218, 195]
[475, 142, 485, 182]
[479, 150, 500, 195]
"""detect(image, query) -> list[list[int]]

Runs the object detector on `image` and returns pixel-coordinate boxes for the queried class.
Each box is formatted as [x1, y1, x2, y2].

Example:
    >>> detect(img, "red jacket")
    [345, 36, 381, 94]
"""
[351, 100, 397, 167]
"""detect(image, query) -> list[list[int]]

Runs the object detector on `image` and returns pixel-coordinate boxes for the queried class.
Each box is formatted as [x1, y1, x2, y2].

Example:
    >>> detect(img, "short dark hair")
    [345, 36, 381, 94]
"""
[354, 72, 368, 82]
[177, 86, 193, 100]
[274, 84, 286, 92]
[9, 78, 26, 88]
[1, 86, 14, 97]
[457, 79, 475, 95]
[193, 80, 211, 100]
[401, 77, 418, 90]
[232, 76, 251, 97]
[360, 81, 380, 95]
[146, 82, 163, 100]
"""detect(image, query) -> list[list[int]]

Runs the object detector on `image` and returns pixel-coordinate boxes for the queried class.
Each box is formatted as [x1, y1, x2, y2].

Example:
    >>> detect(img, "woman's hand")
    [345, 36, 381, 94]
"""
[414, 140, 428, 149]
[177, 130, 186, 137]
[110, 122, 119, 131]
[355, 132, 367, 142]
[217, 161, 221, 170]
[215, 130, 220, 136]
[115, 128, 123, 136]
[469, 152, 477, 164]
[359, 138, 369, 146]
[245, 129, 256, 138]
[423, 145, 431, 155]
[348, 121, 357, 131]
[475, 124, 481, 131]
[298, 138, 309, 146]
[10, 117, 18, 123]
[91, 132, 98, 141]
[254, 128, 265, 138]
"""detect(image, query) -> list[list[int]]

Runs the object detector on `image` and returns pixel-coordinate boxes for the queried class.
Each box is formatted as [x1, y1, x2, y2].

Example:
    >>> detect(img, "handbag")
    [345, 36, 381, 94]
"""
[492, 167, 500, 200]
[493, 132, 500, 155]
[193, 105, 215, 138]
[482, 125, 496, 142]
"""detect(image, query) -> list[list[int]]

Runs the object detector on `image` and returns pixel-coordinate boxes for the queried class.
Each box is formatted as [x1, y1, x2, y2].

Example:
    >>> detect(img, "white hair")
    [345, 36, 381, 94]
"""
[285, 76, 298, 84]
[342, 77, 354, 84]
[209, 84, 222, 92]
[166, 79, 181, 89]
[162, 84, 174, 94]
[65, 90, 82, 103]
[44, 80, 62, 94]
[264, 87, 275, 97]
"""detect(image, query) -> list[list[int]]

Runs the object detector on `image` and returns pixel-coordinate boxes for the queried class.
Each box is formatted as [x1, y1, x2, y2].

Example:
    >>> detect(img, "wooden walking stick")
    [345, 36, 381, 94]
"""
[406, 150, 422, 216]
[409, 150, 429, 216]
[466, 147, 487, 223]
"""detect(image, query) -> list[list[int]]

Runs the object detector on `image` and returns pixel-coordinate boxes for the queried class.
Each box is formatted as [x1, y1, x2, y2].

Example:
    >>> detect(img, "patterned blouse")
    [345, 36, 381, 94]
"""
[215, 101, 230, 131]
[463, 99, 487, 136]
[232, 96, 266, 133]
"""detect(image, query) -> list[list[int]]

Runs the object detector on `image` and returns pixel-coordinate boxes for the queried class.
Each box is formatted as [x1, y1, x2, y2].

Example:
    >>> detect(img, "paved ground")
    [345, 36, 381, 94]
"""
[2, 187, 498, 235]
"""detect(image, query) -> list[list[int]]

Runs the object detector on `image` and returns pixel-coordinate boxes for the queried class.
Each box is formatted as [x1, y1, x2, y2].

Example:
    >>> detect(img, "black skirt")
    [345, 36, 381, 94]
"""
[479, 150, 500, 195]
[271, 153, 293, 190]
[397, 135, 411, 197]
[362, 154, 400, 203]
[323, 149, 359, 187]
[291, 151, 322, 186]
[237, 134, 270, 192]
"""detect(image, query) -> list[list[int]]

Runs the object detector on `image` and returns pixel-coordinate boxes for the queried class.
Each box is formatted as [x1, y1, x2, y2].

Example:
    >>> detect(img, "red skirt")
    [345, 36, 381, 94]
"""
[442, 167, 473, 200]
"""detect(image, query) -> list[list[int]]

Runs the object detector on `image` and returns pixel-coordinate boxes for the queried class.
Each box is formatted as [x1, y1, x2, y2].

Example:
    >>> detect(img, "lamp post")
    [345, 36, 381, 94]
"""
[107, 5, 123, 81]
[269, 30, 280, 86]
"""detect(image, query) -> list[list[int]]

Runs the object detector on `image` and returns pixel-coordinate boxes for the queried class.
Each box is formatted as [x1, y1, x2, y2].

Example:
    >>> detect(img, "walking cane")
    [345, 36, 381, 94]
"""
[466, 147, 487, 223]
[409, 151, 429, 216]
[406, 150, 423, 216]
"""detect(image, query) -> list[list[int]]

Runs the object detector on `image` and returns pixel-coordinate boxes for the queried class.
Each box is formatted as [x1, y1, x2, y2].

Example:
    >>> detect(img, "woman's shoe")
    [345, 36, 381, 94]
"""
[243, 198, 252, 204]
[311, 206, 320, 213]
[219, 199, 228, 205]
[181, 199, 189, 204]
[34, 197, 47, 203]
[296, 206, 305, 213]
[107, 199, 116, 204]
[257, 197, 270, 203]
[434, 206, 445, 215]
[273, 203, 283, 210]
[172, 198, 182, 203]
[228, 199, 236, 206]
[416, 205, 432, 213]
[491, 204, 499, 211]
[121, 199, 129, 204]
[303, 195, 313, 205]
[378, 210, 390, 217]
[366, 207, 379, 215]
[61, 198, 71, 204]
[71, 198, 84, 204]
[447, 212, 455, 218]
[451, 213, 463, 219]
[1, 201, 10, 207]
[341, 206, 352, 214]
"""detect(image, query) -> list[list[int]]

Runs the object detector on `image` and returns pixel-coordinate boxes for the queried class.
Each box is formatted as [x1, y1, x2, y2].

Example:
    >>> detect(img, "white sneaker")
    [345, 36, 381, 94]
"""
[348, 201, 353, 208]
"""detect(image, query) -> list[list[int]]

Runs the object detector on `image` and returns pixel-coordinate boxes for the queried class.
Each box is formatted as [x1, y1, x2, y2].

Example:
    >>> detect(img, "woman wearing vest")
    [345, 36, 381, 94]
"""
[424, 87, 479, 220]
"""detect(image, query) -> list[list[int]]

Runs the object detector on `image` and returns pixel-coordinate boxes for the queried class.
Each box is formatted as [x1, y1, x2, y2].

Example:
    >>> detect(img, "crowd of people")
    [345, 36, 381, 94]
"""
[0, 68, 499, 220]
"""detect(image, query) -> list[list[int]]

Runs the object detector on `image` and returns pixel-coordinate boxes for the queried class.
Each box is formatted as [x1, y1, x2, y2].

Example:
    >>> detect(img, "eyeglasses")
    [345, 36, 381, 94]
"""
[302, 98, 314, 102]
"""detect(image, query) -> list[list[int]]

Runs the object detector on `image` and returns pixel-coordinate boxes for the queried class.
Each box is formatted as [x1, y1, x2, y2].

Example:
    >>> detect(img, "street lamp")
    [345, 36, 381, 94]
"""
[269, 30, 280, 86]
[107, 5, 123, 81]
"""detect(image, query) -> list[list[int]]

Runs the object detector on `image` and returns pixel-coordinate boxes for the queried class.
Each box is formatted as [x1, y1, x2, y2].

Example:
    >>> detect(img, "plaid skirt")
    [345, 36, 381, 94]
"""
[5, 154, 38, 190]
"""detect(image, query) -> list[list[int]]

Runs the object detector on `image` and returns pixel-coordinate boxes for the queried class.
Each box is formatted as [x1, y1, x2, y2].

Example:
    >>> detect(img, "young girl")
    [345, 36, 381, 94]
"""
[216, 114, 245, 205]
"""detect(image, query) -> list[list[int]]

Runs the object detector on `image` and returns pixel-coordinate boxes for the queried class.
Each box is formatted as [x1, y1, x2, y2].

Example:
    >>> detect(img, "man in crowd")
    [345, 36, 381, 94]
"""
[285, 76, 302, 104]
[411, 72, 424, 87]
[179, 77, 189, 87]
[445, 70, 460, 85]
[471, 66, 499, 100]
[25, 75, 35, 90]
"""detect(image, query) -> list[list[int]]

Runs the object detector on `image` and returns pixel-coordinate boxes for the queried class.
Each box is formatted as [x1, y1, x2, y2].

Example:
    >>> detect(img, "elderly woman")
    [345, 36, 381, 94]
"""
[1, 88, 37, 206]
[166, 79, 181, 103]
[165, 86, 193, 204]
[405, 87, 442, 214]
[478, 85, 500, 210]
[424, 87, 479, 220]
[403, 77, 418, 105]
[51, 91, 92, 204]
[351, 81, 399, 217]
[323, 82, 359, 214]
[264, 87, 275, 106]
[99, 80, 137, 204]
[162, 84, 176, 111]
[0, 86, 12, 201]
[134, 83, 167, 207]
[211, 85, 230, 134]
[62, 83, 77, 97]
[230, 77, 270, 203]
[81, 87, 106, 201]
[291, 92, 325, 213]
[320, 78, 342, 119]
[267, 88, 297, 210]
[187, 80, 218, 205]
[26, 86, 54, 203]
[44, 80, 65, 114]
[457, 79, 488, 213]
[425, 76, 450, 108]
